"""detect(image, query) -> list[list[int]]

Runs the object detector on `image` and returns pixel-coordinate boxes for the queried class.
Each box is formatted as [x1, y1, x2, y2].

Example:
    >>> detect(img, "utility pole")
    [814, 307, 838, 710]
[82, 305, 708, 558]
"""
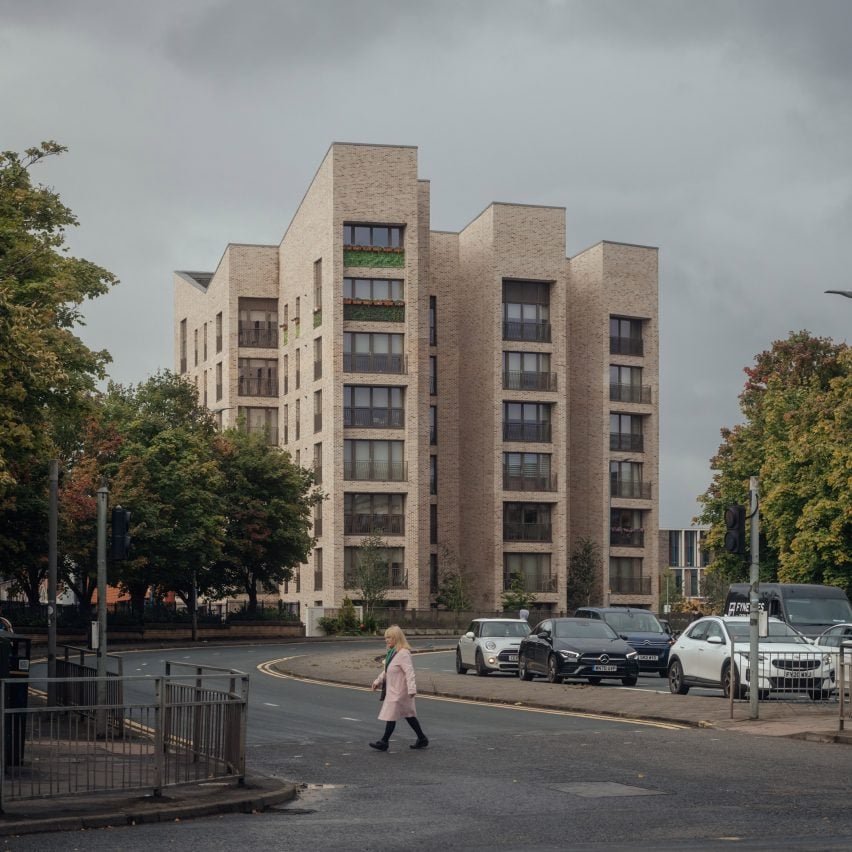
[96, 480, 109, 736]
[749, 476, 760, 720]
[47, 460, 59, 706]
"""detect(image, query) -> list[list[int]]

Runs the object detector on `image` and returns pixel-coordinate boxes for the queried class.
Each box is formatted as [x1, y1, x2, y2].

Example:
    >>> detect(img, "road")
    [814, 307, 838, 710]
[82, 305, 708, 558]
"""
[11, 639, 852, 851]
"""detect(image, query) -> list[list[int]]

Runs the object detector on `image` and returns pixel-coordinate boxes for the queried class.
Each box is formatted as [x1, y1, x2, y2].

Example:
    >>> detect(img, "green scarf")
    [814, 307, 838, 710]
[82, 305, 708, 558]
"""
[384, 648, 396, 670]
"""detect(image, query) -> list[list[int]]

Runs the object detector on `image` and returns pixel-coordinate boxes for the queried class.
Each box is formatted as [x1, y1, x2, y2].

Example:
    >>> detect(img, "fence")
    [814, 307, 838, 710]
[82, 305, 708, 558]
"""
[0, 662, 248, 810]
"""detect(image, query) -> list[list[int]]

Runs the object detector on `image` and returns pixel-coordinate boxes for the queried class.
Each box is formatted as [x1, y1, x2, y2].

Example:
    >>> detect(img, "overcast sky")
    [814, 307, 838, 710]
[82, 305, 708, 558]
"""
[3, 0, 851, 527]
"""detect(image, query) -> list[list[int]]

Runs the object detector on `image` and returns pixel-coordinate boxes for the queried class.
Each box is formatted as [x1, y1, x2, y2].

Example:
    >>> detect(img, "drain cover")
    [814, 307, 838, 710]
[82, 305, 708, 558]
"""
[553, 782, 663, 798]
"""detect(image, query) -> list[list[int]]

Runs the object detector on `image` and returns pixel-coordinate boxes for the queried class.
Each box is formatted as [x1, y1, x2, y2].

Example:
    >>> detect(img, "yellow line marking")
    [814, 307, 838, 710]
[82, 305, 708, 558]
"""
[256, 658, 686, 730]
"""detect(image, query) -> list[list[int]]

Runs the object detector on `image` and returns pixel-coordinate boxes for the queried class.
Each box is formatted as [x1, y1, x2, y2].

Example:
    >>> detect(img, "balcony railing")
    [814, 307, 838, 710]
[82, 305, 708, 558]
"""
[611, 480, 651, 499]
[502, 471, 557, 492]
[345, 569, 408, 589]
[609, 383, 651, 404]
[503, 522, 552, 542]
[502, 320, 551, 342]
[609, 336, 643, 356]
[343, 302, 405, 323]
[503, 371, 557, 392]
[502, 573, 557, 593]
[238, 326, 278, 348]
[503, 422, 552, 442]
[344, 514, 405, 536]
[610, 575, 652, 595]
[343, 460, 407, 482]
[344, 408, 404, 428]
[343, 353, 406, 374]
[237, 377, 278, 397]
[610, 529, 645, 547]
[610, 433, 644, 452]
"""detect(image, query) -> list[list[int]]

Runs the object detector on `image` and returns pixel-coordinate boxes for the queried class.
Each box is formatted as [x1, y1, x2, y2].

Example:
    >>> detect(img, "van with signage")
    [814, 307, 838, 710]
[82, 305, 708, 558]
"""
[724, 583, 852, 639]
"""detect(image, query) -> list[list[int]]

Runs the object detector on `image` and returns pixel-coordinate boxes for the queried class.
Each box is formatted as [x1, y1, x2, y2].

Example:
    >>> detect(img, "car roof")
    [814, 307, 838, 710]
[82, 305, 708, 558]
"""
[576, 607, 654, 614]
[472, 618, 527, 623]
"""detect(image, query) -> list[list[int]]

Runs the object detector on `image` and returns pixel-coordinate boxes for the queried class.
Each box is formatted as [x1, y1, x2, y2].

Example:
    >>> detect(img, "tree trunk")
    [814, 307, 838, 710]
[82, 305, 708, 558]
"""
[246, 580, 258, 617]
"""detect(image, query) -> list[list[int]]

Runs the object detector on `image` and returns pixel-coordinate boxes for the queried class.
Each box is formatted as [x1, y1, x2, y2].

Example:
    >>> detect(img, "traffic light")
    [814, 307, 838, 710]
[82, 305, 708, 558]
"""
[111, 506, 132, 560]
[723, 505, 746, 556]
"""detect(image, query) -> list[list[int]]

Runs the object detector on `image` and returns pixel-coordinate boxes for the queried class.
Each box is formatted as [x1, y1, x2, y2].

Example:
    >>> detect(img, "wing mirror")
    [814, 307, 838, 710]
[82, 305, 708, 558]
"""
[538, 631, 551, 641]
[707, 635, 724, 645]
[465, 631, 475, 639]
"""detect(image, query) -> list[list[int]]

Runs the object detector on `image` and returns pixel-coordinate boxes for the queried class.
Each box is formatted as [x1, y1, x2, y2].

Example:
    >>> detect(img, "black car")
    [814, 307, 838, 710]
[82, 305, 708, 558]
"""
[518, 618, 640, 685]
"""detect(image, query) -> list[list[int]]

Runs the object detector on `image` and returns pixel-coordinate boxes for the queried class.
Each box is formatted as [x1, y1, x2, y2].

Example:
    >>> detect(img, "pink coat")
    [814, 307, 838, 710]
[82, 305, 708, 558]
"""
[372, 648, 418, 721]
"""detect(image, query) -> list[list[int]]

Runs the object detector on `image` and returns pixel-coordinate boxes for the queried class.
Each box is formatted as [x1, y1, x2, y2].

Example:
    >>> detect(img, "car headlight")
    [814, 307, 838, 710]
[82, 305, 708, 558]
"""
[484, 641, 496, 650]
[822, 654, 832, 665]
[626, 650, 638, 660]
[559, 650, 580, 660]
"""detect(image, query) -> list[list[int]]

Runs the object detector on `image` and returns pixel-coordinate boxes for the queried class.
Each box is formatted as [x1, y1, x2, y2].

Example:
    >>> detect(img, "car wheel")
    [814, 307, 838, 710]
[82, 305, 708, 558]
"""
[518, 654, 533, 681]
[546, 655, 563, 684]
[668, 659, 689, 695]
[758, 689, 770, 701]
[809, 689, 831, 701]
[475, 650, 489, 677]
[622, 674, 638, 686]
[722, 663, 738, 699]
[587, 676, 602, 685]
[455, 648, 467, 675]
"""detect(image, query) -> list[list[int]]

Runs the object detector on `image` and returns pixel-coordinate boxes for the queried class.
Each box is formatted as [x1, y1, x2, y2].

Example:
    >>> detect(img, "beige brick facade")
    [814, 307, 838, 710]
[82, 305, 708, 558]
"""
[173, 143, 660, 615]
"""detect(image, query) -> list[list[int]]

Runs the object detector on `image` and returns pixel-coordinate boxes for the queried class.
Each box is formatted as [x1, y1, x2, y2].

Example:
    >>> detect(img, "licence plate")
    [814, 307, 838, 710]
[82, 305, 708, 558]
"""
[593, 665, 617, 672]
[783, 670, 805, 678]
[638, 655, 657, 662]
[508, 654, 518, 662]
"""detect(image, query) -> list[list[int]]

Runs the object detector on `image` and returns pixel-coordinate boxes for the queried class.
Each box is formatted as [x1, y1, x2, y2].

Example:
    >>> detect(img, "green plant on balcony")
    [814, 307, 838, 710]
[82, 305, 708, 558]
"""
[344, 248, 405, 268]
[343, 302, 405, 322]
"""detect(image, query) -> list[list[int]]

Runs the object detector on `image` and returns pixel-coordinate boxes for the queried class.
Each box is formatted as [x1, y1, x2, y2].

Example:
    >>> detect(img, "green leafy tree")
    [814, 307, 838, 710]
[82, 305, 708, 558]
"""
[566, 537, 601, 611]
[500, 572, 537, 613]
[699, 567, 728, 615]
[435, 545, 473, 612]
[352, 532, 391, 619]
[698, 331, 851, 594]
[659, 567, 684, 614]
[213, 427, 320, 615]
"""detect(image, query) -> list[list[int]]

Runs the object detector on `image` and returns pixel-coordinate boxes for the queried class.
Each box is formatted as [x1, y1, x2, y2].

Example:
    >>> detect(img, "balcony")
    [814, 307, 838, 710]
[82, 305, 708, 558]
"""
[610, 433, 644, 452]
[611, 480, 651, 499]
[344, 408, 404, 428]
[238, 325, 278, 348]
[610, 529, 645, 547]
[609, 336, 643, 356]
[343, 301, 405, 323]
[343, 353, 406, 374]
[343, 247, 405, 269]
[344, 460, 407, 482]
[502, 319, 551, 342]
[503, 422, 552, 442]
[503, 371, 557, 392]
[238, 377, 278, 397]
[504, 522, 552, 542]
[502, 471, 557, 492]
[345, 568, 408, 589]
[502, 573, 557, 594]
[344, 513, 405, 536]
[610, 575, 652, 595]
[609, 383, 651, 404]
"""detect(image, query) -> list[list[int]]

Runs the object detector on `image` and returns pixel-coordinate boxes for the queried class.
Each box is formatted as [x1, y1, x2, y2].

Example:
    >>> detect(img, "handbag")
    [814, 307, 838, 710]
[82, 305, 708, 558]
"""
[379, 681, 386, 701]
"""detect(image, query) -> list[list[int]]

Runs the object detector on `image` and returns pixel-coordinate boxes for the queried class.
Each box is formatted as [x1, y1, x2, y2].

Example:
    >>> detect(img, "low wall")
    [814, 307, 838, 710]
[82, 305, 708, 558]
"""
[18, 622, 306, 645]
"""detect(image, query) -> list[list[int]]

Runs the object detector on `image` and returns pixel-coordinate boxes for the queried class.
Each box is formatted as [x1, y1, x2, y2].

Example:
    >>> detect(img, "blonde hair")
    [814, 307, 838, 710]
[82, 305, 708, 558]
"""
[384, 624, 410, 651]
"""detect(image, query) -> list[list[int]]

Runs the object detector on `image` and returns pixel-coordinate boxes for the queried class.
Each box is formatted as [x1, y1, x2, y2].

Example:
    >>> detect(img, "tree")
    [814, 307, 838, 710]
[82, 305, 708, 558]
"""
[699, 567, 729, 615]
[352, 532, 391, 619]
[659, 567, 684, 614]
[566, 537, 601, 611]
[697, 331, 851, 594]
[434, 545, 473, 613]
[213, 427, 320, 615]
[500, 572, 537, 613]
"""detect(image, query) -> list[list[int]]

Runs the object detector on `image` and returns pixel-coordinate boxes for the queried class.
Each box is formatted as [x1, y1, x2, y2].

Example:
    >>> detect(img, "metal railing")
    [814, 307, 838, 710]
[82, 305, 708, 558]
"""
[610, 529, 645, 547]
[503, 522, 552, 542]
[503, 471, 557, 492]
[609, 336, 643, 356]
[503, 371, 557, 391]
[343, 353, 407, 374]
[611, 479, 651, 499]
[610, 383, 651, 404]
[238, 376, 278, 397]
[238, 326, 278, 348]
[344, 407, 404, 428]
[0, 663, 248, 808]
[343, 460, 407, 481]
[502, 320, 551, 342]
[609, 575, 652, 595]
[610, 433, 644, 452]
[344, 513, 405, 536]
[503, 422, 552, 442]
[501, 574, 558, 593]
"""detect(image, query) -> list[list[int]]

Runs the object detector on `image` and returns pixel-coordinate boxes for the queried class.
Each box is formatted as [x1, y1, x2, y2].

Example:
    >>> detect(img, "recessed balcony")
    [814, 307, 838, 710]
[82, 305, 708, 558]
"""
[503, 371, 557, 392]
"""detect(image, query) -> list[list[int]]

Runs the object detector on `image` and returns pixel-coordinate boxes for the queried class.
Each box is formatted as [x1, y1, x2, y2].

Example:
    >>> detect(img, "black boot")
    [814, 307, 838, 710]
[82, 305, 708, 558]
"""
[369, 740, 389, 751]
[410, 737, 429, 749]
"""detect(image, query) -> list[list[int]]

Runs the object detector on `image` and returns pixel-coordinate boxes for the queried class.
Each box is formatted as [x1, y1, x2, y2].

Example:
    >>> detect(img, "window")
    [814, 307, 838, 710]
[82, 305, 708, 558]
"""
[610, 413, 643, 451]
[430, 455, 437, 495]
[610, 508, 645, 547]
[685, 530, 696, 567]
[344, 493, 405, 535]
[215, 312, 222, 353]
[430, 504, 438, 545]
[344, 439, 405, 481]
[314, 390, 322, 432]
[314, 337, 322, 380]
[238, 358, 277, 396]
[343, 277, 404, 302]
[610, 461, 646, 498]
[610, 365, 647, 403]
[215, 362, 222, 401]
[203, 370, 208, 407]
[283, 354, 289, 395]
[429, 295, 436, 345]
[343, 332, 405, 373]
[193, 328, 198, 367]
[295, 399, 300, 440]
[344, 386, 404, 428]
[314, 498, 322, 537]
[238, 298, 278, 348]
[344, 547, 406, 588]
[429, 356, 437, 396]
[502, 280, 550, 342]
[314, 259, 323, 311]
[179, 319, 187, 373]
[609, 557, 647, 595]
[504, 503, 552, 542]
[343, 224, 403, 248]
[610, 316, 643, 356]
[203, 322, 208, 361]
[314, 549, 322, 591]
[430, 553, 438, 594]
[313, 442, 322, 484]
[503, 352, 554, 391]
[503, 452, 554, 490]
[283, 404, 288, 444]
[236, 406, 278, 445]
[503, 553, 554, 593]
[429, 405, 437, 445]
[295, 349, 300, 389]
[503, 402, 552, 442]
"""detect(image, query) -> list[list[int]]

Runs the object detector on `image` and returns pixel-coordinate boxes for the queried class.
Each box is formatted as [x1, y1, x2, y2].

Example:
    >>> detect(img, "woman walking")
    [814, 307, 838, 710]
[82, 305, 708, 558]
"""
[369, 625, 429, 751]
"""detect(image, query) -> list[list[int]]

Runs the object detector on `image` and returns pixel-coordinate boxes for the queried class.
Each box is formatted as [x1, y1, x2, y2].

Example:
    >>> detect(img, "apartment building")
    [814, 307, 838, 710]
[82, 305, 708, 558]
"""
[659, 526, 712, 607]
[173, 143, 660, 614]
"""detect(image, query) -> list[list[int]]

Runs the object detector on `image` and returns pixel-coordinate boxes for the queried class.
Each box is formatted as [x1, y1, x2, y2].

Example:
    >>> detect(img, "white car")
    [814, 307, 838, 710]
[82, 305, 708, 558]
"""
[667, 616, 835, 701]
[456, 618, 531, 676]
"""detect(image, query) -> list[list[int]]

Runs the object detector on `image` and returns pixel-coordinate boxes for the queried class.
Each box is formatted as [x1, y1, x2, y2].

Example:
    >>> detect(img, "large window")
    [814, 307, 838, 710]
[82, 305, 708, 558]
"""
[344, 439, 405, 481]
[343, 224, 403, 248]
[314, 549, 322, 592]
[609, 557, 648, 595]
[503, 553, 555, 593]
[610, 365, 649, 403]
[343, 332, 405, 373]
[610, 413, 643, 451]
[238, 298, 278, 348]
[610, 460, 648, 499]
[343, 277, 404, 302]
[344, 386, 404, 428]
[503, 452, 554, 491]
[238, 358, 277, 397]
[504, 503, 552, 542]
[503, 351, 555, 391]
[503, 280, 551, 342]
[610, 508, 645, 547]
[669, 530, 681, 566]
[503, 402, 552, 442]
[237, 406, 278, 445]
[344, 493, 405, 536]
[685, 530, 697, 567]
[344, 547, 406, 588]
[610, 316, 643, 356]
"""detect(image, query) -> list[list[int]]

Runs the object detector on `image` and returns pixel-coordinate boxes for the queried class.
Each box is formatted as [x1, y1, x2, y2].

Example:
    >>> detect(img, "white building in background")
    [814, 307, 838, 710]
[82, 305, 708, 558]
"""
[659, 526, 711, 606]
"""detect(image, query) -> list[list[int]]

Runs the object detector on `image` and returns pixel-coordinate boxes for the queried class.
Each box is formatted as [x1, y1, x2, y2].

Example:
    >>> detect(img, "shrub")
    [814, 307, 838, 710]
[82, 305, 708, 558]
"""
[317, 616, 340, 635]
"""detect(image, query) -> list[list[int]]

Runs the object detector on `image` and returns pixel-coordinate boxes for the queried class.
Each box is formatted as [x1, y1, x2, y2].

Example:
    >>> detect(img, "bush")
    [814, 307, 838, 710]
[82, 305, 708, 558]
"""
[317, 616, 340, 635]
[339, 597, 360, 634]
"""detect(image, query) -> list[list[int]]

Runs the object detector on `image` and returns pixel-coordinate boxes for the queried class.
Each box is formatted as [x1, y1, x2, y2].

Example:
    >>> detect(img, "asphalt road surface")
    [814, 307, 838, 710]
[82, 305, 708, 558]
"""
[11, 639, 852, 852]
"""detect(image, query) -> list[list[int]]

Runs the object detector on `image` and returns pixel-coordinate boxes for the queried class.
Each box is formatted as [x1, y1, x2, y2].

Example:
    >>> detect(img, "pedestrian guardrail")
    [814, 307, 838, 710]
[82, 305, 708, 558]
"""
[0, 662, 248, 811]
[838, 642, 852, 732]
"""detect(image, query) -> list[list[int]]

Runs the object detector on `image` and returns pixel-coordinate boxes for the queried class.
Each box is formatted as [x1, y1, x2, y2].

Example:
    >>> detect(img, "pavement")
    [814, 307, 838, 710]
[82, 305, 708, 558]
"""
[3, 637, 850, 837]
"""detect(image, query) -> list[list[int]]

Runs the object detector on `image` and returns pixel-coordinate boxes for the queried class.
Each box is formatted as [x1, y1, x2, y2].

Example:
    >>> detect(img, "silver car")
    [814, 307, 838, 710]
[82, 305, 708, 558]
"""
[456, 618, 531, 676]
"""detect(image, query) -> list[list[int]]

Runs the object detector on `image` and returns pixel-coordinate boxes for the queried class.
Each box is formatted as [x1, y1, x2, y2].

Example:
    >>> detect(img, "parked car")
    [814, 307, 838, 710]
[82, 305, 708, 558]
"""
[517, 617, 639, 685]
[812, 623, 852, 650]
[456, 618, 531, 676]
[574, 607, 674, 677]
[667, 616, 834, 700]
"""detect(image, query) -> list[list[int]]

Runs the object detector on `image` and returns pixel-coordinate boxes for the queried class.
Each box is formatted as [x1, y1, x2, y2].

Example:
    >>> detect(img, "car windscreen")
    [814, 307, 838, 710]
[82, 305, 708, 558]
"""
[553, 621, 617, 640]
[604, 611, 663, 633]
[480, 622, 531, 638]
[725, 621, 809, 644]
[782, 595, 852, 626]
